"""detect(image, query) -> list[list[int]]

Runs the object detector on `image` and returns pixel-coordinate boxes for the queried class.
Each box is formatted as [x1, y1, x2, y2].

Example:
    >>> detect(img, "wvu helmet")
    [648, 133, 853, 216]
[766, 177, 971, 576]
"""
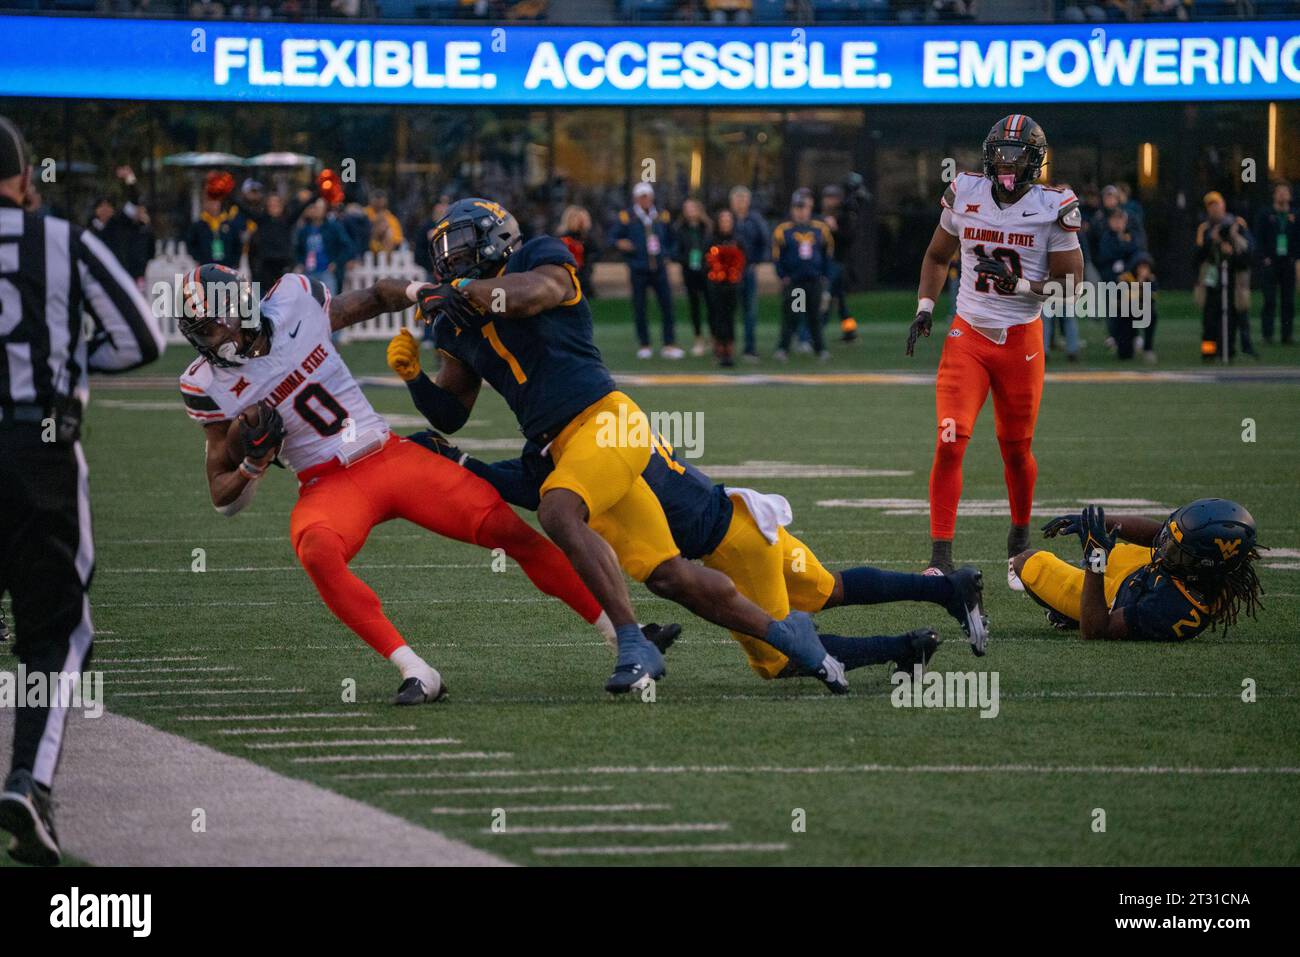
[1153, 498, 1258, 586]
[177, 263, 266, 368]
[428, 198, 521, 283]
[982, 114, 1047, 193]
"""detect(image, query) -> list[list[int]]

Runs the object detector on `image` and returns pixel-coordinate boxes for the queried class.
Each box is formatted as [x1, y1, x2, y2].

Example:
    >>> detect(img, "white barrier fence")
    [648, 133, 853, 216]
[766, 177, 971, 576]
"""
[145, 240, 429, 343]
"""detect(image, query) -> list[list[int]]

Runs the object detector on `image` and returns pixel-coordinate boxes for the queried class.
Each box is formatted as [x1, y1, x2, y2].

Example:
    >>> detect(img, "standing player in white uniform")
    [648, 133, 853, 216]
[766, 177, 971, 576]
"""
[176, 264, 613, 703]
[905, 115, 1084, 608]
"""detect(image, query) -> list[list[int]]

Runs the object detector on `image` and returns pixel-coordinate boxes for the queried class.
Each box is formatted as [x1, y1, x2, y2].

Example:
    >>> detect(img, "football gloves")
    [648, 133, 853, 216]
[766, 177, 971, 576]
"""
[1041, 513, 1083, 539]
[905, 307, 932, 357]
[239, 400, 286, 464]
[386, 328, 422, 382]
[1078, 504, 1117, 572]
[416, 281, 482, 333]
[974, 255, 1019, 295]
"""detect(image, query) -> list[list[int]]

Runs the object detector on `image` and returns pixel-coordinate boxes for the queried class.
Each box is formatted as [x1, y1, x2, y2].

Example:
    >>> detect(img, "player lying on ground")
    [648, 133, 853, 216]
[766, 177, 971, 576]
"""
[389, 337, 991, 672]
[176, 263, 636, 705]
[406, 198, 850, 695]
[905, 114, 1085, 586]
[1010, 499, 1263, 640]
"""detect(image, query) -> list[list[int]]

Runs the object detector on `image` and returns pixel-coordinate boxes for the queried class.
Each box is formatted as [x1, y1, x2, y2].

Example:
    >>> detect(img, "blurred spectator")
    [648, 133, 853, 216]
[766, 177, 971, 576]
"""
[89, 166, 152, 283]
[1096, 207, 1144, 278]
[729, 185, 769, 363]
[772, 187, 833, 362]
[675, 198, 712, 357]
[330, 0, 361, 14]
[706, 208, 745, 368]
[706, 0, 752, 23]
[1130, 252, 1159, 364]
[365, 189, 404, 254]
[414, 193, 453, 276]
[820, 183, 858, 343]
[1195, 191, 1254, 361]
[295, 197, 355, 295]
[246, 188, 313, 294]
[1115, 181, 1145, 230]
[184, 170, 249, 270]
[610, 182, 681, 360]
[928, 0, 977, 21]
[557, 204, 599, 300]
[1253, 181, 1298, 345]
[1091, 185, 1145, 259]
[1061, 2, 1106, 19]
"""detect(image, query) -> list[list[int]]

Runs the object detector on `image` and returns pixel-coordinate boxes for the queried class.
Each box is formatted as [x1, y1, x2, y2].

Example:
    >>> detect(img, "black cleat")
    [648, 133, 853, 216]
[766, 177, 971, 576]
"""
[641, 622, 682, 654]
[892, 628, 942, 678]
[394, 674, 447, 706]
[0, 770, 60, 866]
[944, 566, 989, 656]
[1046, 608, 1079, 631]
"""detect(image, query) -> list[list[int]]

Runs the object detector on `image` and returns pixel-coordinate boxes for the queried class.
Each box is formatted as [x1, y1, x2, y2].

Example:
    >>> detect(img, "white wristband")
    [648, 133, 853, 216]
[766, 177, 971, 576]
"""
[1015, 277, 1033, 296]
[405, 280, 426, 303]
[917, 297, 936, 314]
[239, 458, 266, 480]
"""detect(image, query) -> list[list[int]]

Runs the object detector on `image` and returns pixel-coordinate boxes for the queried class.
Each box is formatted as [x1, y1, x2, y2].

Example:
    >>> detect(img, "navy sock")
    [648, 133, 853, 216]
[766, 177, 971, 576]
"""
[615, 623, 644, 653]
[839, 567, 952, 606]
[819, 632, 914, 671]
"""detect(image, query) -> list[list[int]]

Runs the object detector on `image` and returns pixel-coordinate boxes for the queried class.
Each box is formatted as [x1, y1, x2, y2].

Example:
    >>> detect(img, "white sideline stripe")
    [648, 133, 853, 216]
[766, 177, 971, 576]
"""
[334, 762, 1300, 782]
[0, 708, 508, 866]
[104, 563, 496, 574]
[98, 666, 237, 675]
[293, 751, 513, 765]
[96, 597, 591, 609]
[534, 842, 789, 858]
[245, 737, 462, 750]
[484, 823, 728, 835]
[219, 725, 417, 736]
[108, 676, 273, 686]
[96, 656, 204, 663]
[179, 711, 369, 721]
[384, 785, 615, 797]
[430, 803, 670, 816]
[114, 687, 306, 698]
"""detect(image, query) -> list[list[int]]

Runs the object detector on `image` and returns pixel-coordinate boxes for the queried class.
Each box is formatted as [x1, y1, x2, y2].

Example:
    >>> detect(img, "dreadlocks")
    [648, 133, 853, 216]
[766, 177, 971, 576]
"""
[1200, 545, 1266, 635]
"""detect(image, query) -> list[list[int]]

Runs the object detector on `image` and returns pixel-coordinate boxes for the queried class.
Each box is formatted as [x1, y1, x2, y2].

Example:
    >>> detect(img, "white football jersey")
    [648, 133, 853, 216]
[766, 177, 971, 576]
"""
[939, 172, 1081, 328]
[179, 274, 388, 474]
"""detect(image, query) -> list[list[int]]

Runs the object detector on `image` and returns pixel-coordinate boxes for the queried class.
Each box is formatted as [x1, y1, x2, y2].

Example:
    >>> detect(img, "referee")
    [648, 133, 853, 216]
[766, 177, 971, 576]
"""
[0, 115, 164, 865]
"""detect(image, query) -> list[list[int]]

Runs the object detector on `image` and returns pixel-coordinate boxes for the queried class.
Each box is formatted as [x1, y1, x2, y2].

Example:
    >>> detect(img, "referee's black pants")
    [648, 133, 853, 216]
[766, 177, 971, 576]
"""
[0, 427, 94, 789]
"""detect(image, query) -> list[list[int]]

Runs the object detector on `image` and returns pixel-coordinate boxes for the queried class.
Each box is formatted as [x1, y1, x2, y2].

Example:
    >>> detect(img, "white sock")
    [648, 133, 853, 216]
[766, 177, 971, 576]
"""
[592, 610, 617, 648]
[389, 645, 430, 680]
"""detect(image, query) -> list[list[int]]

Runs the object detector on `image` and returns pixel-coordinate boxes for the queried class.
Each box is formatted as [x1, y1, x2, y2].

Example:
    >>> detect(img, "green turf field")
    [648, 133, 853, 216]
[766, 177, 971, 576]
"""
[18, 290, 1300, 866]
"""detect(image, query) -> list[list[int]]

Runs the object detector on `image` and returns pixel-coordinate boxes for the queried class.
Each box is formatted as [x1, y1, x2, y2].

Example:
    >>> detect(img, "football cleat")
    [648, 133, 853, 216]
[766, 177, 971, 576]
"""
[0, 770, 60, 867]
[1007, 557, 1026, 592]
[774, 611, 848, 695]
[944, 566, 989, 656]
[605, 637, 666, 695]
[641, 622, 682, 655]
[394, 673, 447, 706]
[892, 627, 942, 677]
[1046, 608, 1079, 631]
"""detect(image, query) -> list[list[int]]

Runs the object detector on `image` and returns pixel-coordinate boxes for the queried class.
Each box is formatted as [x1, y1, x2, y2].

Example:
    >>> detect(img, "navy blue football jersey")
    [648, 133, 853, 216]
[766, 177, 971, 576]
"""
[432, 236, 616, 441]
[1112, 564, 1211, 641]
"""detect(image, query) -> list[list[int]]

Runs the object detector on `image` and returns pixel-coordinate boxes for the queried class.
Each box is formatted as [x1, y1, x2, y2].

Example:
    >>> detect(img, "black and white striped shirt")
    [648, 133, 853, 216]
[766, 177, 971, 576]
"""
[0, 195, 164, 416]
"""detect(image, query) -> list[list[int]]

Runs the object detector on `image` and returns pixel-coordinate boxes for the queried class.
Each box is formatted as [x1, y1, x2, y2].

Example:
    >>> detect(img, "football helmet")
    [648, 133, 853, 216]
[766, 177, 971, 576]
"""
[177, 263, 267, 368]
[1153, 498, 1258, 586]
[427, 198, 521, 283]
[982, 114, 1047, 194]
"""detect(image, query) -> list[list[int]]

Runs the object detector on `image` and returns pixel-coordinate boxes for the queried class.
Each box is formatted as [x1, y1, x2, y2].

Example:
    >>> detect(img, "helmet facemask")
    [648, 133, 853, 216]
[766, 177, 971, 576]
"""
[179, 272, 262, 368]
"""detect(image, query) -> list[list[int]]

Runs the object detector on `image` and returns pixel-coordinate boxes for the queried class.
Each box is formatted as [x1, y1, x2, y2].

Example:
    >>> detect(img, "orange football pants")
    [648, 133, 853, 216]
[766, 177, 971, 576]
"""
[289, 435, 602, 658]
[929, 315, 1045, 540]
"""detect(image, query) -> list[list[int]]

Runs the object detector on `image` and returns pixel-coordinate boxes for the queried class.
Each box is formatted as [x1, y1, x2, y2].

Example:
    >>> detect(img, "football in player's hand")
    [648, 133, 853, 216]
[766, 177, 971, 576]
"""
[235, 401, 286, 463]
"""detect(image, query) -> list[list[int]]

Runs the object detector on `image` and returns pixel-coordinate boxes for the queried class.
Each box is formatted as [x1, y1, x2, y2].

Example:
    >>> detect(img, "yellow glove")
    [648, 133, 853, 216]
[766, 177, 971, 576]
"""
[387, 328, 422, 382]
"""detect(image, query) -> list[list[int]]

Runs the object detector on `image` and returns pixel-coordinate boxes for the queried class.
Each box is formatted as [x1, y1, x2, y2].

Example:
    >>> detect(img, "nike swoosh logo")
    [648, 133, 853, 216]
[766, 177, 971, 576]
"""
[1025, 353, 1039, 360]
[288, 321, 302, 338]
[1022, 211, 1035, 217]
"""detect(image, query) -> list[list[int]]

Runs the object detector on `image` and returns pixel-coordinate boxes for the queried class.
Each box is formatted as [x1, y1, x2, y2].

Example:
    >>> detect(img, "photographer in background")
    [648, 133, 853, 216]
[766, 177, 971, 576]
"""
[1195, 191, 1255, 361]
[1253, 181, 1298, 346]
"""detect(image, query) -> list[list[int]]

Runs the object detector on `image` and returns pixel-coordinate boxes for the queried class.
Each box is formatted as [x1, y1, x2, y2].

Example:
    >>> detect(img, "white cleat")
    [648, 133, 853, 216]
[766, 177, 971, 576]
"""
[1007, 557, 1026, 592]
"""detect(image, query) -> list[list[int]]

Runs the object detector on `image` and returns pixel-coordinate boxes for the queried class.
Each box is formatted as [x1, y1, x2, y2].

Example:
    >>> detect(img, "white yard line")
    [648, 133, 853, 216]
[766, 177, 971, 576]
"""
[178, 711, 369, 721]
[292, 751, 513, 765]
[98, 666, 238, 675]
[218, 725, 417, 736]
[429, 803, 670, 815]
[485, 823, 729, 835]
[95, 656, 205, 663]
[334, 762, 1300, 782]
[383, 785, 614, 797]
[103, 563, 495, 574]
[0, 708, 507, 866]
[108, 676, 273, 686]
[114, 687, 307, 697]
[245, 737, 462, 750]
[533, 842, 789, 858]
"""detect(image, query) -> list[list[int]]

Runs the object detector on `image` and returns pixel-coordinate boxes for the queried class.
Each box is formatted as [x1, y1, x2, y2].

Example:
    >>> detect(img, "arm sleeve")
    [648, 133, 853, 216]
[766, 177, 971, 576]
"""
[75, 229, 165, 372]
[461, 455, 543, 511]
[405, 370, 470, 433]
